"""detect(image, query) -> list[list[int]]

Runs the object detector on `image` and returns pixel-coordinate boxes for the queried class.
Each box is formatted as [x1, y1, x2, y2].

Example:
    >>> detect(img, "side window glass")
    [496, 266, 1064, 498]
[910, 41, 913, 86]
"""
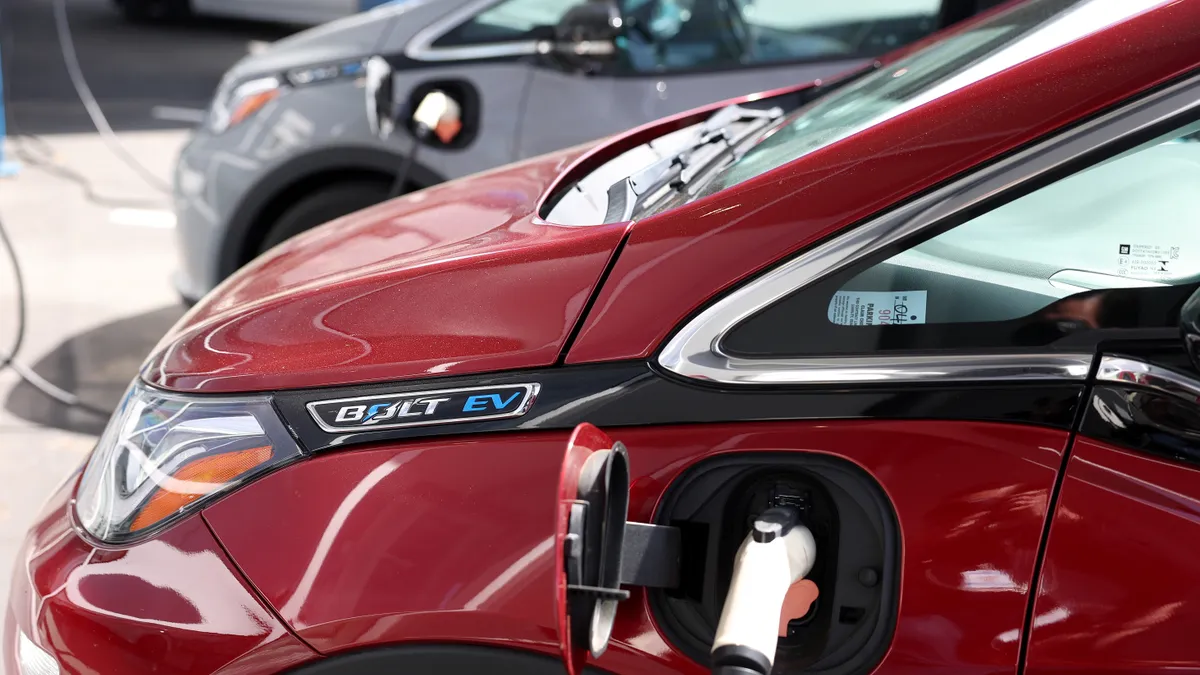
[721, 123, 1200, 357]
[619, 0, 746, 73]
[618, 0, 943, 74]
[738, 0, 941, 63]
[433, 0, 576, 47]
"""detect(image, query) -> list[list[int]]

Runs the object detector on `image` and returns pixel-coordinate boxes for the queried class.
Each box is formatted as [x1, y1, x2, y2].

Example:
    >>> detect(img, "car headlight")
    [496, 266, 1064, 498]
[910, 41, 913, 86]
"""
[209, 75, 283, 134]
[74, 380, 302, 544]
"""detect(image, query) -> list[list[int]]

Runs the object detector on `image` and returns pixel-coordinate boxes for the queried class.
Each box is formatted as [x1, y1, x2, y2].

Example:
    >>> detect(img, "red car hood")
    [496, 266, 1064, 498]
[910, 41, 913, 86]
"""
[146, 145, 629, 393]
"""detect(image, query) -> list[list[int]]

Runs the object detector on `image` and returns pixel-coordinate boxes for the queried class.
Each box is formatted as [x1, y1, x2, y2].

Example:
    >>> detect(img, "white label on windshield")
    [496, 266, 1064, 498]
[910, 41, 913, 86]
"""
[828, 291, 928, 326]
[1115, 242, 1185, 280]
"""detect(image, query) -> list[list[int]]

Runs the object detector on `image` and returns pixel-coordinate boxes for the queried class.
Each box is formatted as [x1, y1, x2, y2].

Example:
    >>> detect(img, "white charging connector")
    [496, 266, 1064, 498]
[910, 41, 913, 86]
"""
[412, 91, 462, 137]
[711, 508, 817, 675]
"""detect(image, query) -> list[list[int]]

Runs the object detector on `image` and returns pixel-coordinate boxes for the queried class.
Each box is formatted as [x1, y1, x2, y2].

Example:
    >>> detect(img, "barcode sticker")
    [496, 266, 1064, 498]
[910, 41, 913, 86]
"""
[828, 291, 928, 326]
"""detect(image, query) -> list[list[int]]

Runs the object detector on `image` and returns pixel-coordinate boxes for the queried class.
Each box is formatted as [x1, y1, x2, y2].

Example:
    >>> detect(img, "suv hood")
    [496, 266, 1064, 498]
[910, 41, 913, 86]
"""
[146, 144, 629, 393]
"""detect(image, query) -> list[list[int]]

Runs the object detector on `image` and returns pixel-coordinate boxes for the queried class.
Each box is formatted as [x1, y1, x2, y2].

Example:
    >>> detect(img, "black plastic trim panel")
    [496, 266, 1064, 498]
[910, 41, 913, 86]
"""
[274, 362, 1083, 452]
[1080, 341, 1200, 467]
[1082, 386, 1200, 467]
[284, 645, 609, 674]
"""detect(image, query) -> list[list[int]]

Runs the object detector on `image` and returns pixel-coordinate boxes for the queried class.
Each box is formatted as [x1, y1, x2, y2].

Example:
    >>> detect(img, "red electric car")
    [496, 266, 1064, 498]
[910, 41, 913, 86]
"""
[9, 1, 1200, 674]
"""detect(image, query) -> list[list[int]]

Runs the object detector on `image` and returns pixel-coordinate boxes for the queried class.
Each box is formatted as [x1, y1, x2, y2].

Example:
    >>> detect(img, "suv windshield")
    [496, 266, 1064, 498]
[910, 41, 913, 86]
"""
[678, 0, 1157, 207]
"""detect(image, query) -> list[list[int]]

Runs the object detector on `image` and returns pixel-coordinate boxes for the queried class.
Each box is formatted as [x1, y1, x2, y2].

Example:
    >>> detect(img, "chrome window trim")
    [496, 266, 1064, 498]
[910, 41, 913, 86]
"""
[405, 0, 542, 62]
[1097, 356, 1200, 404]
[658, 73, 1200, 386]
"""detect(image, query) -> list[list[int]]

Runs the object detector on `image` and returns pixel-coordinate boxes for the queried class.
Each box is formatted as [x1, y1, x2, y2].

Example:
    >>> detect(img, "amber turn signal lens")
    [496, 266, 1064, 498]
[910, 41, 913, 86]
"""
[229, 89, 279, 127]
[130, 445, 274, 532]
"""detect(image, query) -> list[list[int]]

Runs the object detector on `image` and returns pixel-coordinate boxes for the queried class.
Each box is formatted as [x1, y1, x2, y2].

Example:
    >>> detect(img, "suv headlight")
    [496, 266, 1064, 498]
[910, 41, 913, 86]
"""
[75, 381, 302, 544]
[209, 75, 283, 134]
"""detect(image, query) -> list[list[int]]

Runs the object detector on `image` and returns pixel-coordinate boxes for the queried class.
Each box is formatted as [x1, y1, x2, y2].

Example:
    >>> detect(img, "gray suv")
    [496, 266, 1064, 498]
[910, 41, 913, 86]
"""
[173, 0, 999, 302]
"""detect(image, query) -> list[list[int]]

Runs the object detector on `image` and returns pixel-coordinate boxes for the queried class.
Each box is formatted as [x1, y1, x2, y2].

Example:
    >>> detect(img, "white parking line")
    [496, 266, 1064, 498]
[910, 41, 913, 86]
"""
[150, 106, 207, 124]
[108, 208, 176, 229]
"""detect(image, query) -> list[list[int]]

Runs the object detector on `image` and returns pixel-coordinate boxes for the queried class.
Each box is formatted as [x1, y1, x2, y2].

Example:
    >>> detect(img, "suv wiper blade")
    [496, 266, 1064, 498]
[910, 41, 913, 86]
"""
[604, 104, 781, 222]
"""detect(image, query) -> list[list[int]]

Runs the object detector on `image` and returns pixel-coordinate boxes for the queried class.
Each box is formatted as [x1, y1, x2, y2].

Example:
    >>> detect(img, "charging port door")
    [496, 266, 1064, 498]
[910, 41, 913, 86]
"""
[556, 423, 631, 675]
[555, 424, 687, 674]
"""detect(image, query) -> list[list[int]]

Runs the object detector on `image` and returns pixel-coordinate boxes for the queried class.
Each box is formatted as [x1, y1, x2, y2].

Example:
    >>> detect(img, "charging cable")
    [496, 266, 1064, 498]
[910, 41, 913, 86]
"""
[0, 3, 119, 417]
[388, 90, 461, 198]
[11, 136, 167, 208]
[51, 0, 171, 194]
[0, 212, 109, 417]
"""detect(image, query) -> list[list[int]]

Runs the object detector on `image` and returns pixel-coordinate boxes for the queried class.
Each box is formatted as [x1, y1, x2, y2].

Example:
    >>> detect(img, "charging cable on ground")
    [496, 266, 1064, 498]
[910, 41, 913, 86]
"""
[712, 507, 818, 675]
[10, 135, 168, 209]
[0, 212, 110, 418]
[0, 2, 134, 418]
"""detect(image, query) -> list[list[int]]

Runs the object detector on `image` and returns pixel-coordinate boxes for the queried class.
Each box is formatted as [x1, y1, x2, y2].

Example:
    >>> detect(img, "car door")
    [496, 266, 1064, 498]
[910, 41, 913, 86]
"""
[1025, 342, 1200, 674]
[551, 61, 1200, 675]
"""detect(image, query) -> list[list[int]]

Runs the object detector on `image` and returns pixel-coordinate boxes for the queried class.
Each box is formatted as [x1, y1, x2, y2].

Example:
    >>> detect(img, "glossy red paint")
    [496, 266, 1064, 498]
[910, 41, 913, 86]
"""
[144, 148, 630, 393]
[1027, 437, 1200, 674]
[2, 476, 318, 675]
[565, 1, 1200, 365]
[204, 420, 1067, 674]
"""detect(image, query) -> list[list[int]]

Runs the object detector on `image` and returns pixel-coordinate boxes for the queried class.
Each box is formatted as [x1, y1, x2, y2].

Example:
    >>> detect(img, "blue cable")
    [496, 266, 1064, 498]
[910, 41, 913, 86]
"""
[0, 31, 20, 177]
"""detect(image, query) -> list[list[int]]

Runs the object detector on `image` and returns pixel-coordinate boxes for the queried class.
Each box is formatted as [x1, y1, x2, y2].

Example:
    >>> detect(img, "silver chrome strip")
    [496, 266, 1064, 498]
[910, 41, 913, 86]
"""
[405, 0, 540, 62]
[1097, 356, 1200, 404]
[659, 72, 1200, 386]
[671, 352, 1093, 385]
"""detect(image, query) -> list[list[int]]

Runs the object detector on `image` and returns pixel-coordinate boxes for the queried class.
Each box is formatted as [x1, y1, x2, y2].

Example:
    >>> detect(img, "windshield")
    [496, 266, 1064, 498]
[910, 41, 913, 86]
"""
[678, 0, 1167, 206]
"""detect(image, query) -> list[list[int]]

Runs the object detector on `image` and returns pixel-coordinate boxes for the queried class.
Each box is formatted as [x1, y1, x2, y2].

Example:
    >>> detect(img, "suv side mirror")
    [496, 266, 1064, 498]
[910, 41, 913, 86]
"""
[1182, 286, 1200, 372]
[540, 0, 622, 72]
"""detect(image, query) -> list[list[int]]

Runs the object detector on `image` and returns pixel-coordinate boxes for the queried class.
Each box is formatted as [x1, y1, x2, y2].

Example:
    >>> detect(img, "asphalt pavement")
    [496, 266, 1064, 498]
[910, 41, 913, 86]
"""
[0, 0, 295, 614]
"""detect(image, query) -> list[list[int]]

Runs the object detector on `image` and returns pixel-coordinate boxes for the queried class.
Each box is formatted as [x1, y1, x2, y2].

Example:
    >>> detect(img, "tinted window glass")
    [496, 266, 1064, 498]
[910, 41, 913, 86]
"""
[433, 0, 576, 46]
[618, 0, 941, 73]
[722, 124, 1200, 357]
[676, 0, 1159, 206]
[435, 0, 943, 65]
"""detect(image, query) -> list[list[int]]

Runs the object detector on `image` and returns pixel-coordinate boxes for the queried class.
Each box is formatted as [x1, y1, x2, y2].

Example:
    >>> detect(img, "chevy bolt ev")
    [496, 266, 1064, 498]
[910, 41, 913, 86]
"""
[172, 0, 1004, 303]
[13, 1, 1200, 675]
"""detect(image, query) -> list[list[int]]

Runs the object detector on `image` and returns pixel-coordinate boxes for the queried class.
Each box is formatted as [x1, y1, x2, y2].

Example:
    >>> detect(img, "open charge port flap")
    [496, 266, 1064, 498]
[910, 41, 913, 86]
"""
[648, 454, 899, 675]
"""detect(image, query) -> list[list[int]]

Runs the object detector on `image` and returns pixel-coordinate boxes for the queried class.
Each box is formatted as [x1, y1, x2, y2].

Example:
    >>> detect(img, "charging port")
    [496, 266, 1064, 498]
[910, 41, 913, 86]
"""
[649, 454, 898, 675]
[770, 485, 810, 513]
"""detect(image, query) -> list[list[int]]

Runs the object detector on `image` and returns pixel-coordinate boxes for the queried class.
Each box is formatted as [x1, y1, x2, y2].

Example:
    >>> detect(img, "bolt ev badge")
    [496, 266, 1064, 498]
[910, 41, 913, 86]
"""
[307, 384, 540, 432]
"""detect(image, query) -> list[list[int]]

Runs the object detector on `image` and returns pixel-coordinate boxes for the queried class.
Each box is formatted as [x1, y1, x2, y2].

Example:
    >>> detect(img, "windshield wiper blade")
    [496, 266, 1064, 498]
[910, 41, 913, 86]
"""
[604, 104, 782, 222]
[604, 129, 727, 222]
[697, 104, 782, 136]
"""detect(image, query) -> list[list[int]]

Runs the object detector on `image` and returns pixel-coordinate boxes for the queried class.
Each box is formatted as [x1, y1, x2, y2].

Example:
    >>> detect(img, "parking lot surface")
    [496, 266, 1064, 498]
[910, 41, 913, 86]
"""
[0, 0, 293, 612]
